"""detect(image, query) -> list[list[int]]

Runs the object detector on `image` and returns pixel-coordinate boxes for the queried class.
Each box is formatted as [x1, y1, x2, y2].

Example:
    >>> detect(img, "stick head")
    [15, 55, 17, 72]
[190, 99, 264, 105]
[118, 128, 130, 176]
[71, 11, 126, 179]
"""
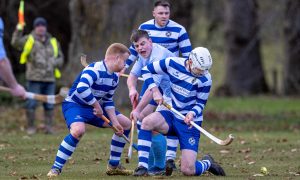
[221, 134, 234, 146]
[81, 54, 88, 67]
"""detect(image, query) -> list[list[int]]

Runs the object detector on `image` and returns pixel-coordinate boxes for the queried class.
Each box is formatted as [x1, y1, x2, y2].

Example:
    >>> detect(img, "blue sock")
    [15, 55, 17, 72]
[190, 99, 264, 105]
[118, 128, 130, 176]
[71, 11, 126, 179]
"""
[148, 146, 155, 169]
[108, 129, 130, 167]
[52, 134, 79, 171]
[166, 136, 178, 160]
[152, 134, 166, 169]
[195, 160, 211, 176]
[137, 129, 152, 169]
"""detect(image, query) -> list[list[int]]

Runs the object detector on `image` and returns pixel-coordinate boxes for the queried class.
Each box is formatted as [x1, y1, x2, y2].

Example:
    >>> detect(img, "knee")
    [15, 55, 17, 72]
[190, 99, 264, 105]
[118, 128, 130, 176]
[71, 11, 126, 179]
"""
[181, 161, 195, 176]
[117, 115, 131, 130]
[70, 126, 85, 139]
[141, 117, 154, 130]
[123, 118, 132, 130]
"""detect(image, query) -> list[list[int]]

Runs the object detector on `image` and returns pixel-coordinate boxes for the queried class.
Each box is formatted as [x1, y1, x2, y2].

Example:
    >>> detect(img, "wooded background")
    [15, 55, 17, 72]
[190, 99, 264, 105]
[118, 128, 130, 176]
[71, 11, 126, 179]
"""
[1, 0, 299, 105]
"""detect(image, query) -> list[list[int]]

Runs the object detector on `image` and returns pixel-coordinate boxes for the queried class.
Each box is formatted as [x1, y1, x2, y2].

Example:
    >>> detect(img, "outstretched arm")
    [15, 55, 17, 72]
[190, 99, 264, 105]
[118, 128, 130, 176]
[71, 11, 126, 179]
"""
[0, 57, 25, 97]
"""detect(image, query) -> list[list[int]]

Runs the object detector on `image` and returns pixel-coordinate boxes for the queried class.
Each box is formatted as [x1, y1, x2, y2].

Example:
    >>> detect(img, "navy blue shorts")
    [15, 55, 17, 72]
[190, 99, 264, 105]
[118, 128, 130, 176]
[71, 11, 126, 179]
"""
[159, 110, 202, 152]
[62, 102, 120, 129]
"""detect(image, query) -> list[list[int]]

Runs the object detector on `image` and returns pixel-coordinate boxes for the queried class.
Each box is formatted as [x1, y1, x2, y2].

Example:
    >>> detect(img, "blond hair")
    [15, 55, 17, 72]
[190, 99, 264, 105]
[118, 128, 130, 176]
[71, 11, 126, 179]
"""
[105, 43, 130, 57]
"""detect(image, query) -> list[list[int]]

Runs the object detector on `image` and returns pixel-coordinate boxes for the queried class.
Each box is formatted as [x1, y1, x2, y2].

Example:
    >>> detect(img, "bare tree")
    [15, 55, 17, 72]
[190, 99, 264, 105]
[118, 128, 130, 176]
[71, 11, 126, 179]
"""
[283, 0, 300, 95]
[221, 0, 268, 96]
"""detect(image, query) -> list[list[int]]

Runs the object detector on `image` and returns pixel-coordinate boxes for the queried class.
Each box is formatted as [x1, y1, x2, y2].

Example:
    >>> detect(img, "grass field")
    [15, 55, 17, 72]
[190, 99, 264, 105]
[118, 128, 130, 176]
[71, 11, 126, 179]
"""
[0, 96, 299, 179]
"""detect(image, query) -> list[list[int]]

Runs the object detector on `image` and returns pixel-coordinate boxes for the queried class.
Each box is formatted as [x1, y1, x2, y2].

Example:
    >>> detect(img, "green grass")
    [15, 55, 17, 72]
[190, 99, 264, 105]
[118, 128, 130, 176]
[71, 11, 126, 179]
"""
[0, 97, 300, 179]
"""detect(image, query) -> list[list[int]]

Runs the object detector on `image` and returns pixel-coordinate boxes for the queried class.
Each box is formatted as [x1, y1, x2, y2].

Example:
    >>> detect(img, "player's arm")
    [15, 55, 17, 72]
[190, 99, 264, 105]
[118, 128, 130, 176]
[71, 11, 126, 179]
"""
[127, 60, 143, 108]
[177, 27, 192, 58]
[185, 81, 212, 125]
[76, 67, 98, 106]
[0, 57, 25, 97]
[11, 27, 27, 51]
[130, 87, 153, 121]
[102, 81, 123, 136]
[141, 59, 170, 104]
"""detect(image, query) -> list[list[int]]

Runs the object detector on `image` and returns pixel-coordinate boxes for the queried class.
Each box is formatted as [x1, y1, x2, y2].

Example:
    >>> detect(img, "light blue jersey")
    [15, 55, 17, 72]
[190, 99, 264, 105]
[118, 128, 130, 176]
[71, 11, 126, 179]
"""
[130, 43, 173, 98]
[126, 19, 192, 68]
[142, 57, 212, 122]
[65, 61, 119, 110]
[0, 17, 7, 60]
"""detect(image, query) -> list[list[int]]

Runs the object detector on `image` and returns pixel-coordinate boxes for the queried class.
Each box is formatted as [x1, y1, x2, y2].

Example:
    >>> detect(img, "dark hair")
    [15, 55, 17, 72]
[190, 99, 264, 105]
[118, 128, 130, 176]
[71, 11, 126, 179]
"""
[154, 0, 170, 8]
[130, 29, 150, 43]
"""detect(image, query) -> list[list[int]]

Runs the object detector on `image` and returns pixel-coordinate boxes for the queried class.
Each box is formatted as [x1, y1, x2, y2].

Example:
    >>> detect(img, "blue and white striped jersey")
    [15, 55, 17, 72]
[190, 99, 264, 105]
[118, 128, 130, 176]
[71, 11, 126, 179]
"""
[142, 57, 212, 122]
[126, 19, 192, 68]
[65, 61, 119, 110]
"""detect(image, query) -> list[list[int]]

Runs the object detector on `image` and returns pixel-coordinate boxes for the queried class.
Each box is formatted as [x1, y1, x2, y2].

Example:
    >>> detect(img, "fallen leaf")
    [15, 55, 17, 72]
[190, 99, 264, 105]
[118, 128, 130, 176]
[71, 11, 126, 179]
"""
[220, 149, 230, 154]
[289, 172, 300, 176]
[248, 161, 255, 165]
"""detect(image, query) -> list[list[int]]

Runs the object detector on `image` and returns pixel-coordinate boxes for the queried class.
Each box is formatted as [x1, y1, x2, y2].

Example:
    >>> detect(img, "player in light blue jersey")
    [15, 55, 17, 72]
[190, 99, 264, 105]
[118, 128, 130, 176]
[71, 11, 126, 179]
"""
[133, 47, 226, 176]
[127, 30, 173, 175]
[47, 43, 133, 178]
[127, 0, 192, 172]
[0, 17, 25, 97]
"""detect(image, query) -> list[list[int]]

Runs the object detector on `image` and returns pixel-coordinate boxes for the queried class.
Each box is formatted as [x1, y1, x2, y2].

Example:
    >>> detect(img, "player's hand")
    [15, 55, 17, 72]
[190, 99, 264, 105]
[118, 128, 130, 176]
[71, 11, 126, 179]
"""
[93, 105, 103, 118]
[10, 84, 26, 99]
[184, 112, 194, 127]
[129, 89, 139, 108]
[114, 123, 124, 137]
[130, 109, 140, 123]
[16, 23, 24, 31]
[152, 87, 163, 105]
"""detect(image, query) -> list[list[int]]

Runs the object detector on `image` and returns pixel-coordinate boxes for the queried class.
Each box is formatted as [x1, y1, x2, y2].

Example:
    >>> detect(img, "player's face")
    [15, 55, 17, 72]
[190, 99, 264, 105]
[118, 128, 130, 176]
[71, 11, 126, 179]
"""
[153, 5, 170, 27]
[34, 25, 47, 36]
[188, 59, 205, 77]
[133, 37, 153, 58]
[114, 53, 129, 72]
[191, 67, 205, 77]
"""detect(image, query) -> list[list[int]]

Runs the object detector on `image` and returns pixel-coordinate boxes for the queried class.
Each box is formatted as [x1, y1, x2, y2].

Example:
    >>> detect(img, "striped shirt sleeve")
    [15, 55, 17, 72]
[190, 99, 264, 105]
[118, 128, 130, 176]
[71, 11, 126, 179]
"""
[125, 45, 138, 68]
[75, 67, 99, 105]
[177, 27, 192, 58]
[190, 81, 211, 117]
[142, 58, 170, 90]
[102, 76, 118, 110]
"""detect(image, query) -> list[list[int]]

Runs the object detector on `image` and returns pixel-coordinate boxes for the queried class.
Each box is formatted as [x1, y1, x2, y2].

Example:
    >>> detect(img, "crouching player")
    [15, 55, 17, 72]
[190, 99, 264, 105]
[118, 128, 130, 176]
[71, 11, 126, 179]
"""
[47, 43, 133, 177]
[134, 47, 226, 176]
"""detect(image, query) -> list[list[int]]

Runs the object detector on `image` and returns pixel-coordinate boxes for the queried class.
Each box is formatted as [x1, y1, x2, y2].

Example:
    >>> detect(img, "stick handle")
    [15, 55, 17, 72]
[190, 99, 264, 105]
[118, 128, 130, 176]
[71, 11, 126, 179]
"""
[120, 74, 144, 81]
[0, 86, 11, 92]
[127, 120, 135, 158]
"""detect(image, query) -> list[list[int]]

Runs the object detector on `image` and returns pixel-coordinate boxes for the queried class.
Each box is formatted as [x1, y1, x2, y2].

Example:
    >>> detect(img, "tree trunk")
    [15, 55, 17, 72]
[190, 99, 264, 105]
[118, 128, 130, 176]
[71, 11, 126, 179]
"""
[283, 0, 300, 95]
[222, 0, 268, 96]
[66, 0, 153, 106]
